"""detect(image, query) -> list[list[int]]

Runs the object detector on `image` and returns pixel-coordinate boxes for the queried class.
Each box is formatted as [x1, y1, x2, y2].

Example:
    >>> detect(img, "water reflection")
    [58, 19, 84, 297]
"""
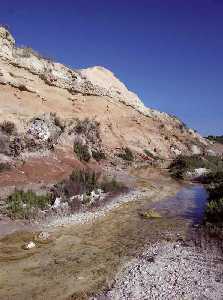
[151, 185, 208, 223]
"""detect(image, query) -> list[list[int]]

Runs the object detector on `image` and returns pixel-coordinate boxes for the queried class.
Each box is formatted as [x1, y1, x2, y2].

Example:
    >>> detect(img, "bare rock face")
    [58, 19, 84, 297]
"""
[0, 26, 210, 160]
[0, 27, 178, 120]
[0, 27, 15, 60]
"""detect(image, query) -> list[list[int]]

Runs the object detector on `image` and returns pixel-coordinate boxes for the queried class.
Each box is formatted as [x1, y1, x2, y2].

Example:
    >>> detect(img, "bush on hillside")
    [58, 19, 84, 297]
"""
[52, 168, 126, 199]
[117, 147, 134, 161]
[0, 162, 11, 173]
[74, 118, 100, 140]
[169, 155, 223, 179]
[73, 142, 91, 162]
[0, 121, 16, 135]
[92, 150, 106, 161]
[206, 135, 223, 144]
[144, 149, 159, 160]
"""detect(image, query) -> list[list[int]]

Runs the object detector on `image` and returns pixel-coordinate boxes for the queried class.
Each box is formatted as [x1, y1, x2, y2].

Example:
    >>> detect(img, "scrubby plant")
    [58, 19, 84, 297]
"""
[117, 147, 134, 161]
[0, 134, 10, 155]
[54, 115, 65, 132]
[205, 198, 223, 224]
[206, 135, 223, 144]
[52, 169, 126, 200]
[92, 150, 106, 161]
[70, 169, 99, 195]
[74, 142, 91, 162]
[200, 171, 223, 185]
[5, 190, 51, 219]
[74, 118, 100, 138]
[0, 121, 16, 135]
[100, 176, 126, 193]
[143, 149, 158, 160]
[169, 155, 223, 180]
[52, 169, 99, 199]
[18, 46, 53, 61]
[0, 162, 11, 173]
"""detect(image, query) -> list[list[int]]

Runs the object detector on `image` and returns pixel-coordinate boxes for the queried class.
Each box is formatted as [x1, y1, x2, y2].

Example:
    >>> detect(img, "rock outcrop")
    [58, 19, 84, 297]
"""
[0, 27, 191, 121]
[0, 26, 210, 161]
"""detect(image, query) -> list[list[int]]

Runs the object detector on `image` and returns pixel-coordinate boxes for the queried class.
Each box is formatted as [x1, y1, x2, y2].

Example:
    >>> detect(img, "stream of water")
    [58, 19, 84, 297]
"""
[151, 184, 208, 223]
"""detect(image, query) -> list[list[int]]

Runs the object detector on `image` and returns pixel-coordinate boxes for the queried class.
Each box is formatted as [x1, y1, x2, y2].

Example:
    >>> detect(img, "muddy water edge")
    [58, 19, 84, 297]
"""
[0, 169, 210, 299]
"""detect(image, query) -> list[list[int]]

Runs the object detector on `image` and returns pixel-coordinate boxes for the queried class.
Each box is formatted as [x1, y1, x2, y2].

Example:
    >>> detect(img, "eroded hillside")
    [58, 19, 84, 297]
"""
[0, 26, 209, 166]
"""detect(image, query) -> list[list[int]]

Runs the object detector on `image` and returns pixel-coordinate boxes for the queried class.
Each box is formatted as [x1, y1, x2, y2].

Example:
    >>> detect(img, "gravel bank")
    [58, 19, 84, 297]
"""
[45, 189, 154, 228]
[95, 241, 223, 300]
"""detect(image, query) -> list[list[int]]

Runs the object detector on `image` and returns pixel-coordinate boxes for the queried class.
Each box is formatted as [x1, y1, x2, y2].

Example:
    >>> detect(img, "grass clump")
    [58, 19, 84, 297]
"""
[5, 190, 51, 219]
[117, 147, 134, 161]
[0, 121, 16, 135]
[74, 142, 91, 162]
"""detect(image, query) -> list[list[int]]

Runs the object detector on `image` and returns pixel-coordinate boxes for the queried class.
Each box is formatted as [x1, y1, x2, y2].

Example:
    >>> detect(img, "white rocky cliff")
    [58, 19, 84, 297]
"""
[0, 26, 208, 159]
[0, 26, 181, 120]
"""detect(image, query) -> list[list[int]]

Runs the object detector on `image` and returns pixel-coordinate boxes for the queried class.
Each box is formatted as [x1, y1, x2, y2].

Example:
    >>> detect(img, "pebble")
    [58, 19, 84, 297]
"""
[23, 241, 36, 250]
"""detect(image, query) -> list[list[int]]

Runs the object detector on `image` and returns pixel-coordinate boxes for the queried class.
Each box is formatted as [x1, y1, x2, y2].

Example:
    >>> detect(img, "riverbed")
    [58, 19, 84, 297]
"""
[0, 170, 221, 299]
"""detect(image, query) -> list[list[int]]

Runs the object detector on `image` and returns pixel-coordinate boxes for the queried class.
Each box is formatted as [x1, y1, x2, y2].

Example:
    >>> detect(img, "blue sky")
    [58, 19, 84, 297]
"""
[0, 0, 222, 135]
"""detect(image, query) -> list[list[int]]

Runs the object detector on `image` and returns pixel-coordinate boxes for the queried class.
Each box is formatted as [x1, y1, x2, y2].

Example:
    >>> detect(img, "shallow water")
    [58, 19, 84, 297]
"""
[0, 181, 209, 299]
[151, 184, 208, 223]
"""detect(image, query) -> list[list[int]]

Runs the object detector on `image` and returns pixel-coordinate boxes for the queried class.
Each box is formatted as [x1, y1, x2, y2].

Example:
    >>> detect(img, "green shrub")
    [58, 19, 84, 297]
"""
[92, 150, 106, 161]
[70, 169, 99, 194]
[52, 169, 126, 200]
[53, 169, 100, 198]
[206, 135, 223, 144]
[0, 162, 11, 173]
[207, 182, 223, 200]
[0, 121, 16, 135]
[203, 170, 223, 229]
[144, 149, 158, 160]
[205, 198, 223, 224]
[74, 142, 91, 162]
[5, 190, 51, 219]
[169, 155, 223, 180]
[74, 118, 100, 138]
[117, 147, 134, 161]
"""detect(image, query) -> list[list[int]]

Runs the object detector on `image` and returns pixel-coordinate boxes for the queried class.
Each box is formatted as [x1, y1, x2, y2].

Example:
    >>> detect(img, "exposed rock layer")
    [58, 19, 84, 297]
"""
[0, 26, 209, 160]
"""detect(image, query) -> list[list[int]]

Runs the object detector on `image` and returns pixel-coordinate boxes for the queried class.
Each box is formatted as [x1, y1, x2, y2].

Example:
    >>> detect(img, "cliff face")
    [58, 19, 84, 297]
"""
[0, 26, 209, 166]
[0, 27, 164, 118]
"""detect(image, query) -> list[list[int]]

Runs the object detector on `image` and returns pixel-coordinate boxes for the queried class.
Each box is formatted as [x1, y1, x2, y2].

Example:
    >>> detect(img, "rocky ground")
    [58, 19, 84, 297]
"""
[95, 240, 223, 300]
